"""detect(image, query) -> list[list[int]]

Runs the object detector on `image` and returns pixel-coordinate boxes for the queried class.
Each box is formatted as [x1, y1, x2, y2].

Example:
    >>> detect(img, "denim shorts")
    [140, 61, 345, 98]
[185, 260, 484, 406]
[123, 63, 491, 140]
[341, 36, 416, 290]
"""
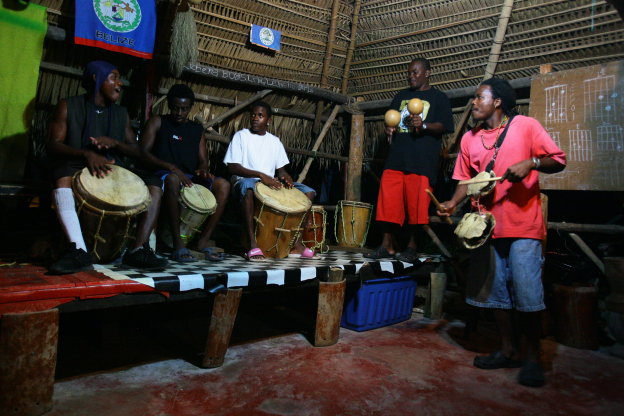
[231, 177, 315, 201]
[466, 238, 545, 312]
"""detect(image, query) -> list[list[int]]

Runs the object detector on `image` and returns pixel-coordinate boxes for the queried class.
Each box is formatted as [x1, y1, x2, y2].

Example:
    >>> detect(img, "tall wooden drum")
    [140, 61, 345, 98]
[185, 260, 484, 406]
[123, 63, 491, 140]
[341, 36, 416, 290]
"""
[302, 205, 328, 253]
[334, 200, 373, 248]
[159, 184, 217, 248]
[254, 182, 311, 258]
[72, 165, 150, 263]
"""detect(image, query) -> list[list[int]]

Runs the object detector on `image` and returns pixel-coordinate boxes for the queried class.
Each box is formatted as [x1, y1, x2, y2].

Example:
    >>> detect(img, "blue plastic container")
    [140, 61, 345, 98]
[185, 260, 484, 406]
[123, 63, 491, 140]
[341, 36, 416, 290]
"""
[341, 276, 417, 331]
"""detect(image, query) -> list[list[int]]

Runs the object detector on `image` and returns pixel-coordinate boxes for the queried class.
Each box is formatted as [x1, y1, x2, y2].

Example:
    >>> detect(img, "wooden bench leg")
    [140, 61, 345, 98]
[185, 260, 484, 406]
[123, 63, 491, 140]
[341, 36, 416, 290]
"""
[0, 309, 59, 416]
[314, 279, 346, 347]
[201, 288, 242, 368]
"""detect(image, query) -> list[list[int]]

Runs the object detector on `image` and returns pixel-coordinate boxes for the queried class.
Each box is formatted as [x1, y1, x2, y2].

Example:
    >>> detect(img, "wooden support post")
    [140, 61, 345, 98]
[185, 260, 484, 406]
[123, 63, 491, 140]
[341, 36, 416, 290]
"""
[201, 288, 242, 368]
[345, 97, 365, 201]
[314, 267, 345, 347]
[0, 309, 59, 416]
[425, 271, 447, 320]
[569, 233, 605, 274]
[423, 224, 452, 258]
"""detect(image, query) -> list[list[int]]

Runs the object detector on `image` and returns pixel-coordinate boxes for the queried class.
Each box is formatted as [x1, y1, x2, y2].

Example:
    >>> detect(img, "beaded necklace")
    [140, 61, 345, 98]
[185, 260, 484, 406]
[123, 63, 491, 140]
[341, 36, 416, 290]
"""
[480, 116, 508, 150]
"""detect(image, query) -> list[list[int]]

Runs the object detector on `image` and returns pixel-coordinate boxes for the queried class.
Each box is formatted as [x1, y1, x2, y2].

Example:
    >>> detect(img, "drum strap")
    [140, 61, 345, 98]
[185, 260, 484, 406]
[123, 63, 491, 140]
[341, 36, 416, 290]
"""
[485, 115, 516, 173]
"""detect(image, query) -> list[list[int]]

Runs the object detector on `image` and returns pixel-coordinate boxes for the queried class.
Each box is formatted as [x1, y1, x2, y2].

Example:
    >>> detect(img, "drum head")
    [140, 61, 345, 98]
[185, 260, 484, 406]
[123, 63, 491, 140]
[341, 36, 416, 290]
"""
[454, 212, 496, 249]
[77, 165, 149, 210]
[254, 182, 311, 214]
[181, 184, 217, 213]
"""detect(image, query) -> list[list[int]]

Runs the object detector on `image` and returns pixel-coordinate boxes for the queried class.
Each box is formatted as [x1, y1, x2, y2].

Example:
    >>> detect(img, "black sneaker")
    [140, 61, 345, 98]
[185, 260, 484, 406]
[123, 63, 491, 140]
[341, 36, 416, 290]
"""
[122, 243, 168, 270]
[517, 361, 545, 387]
[49, 243, 94, 275]
[474, 351, 523, 369]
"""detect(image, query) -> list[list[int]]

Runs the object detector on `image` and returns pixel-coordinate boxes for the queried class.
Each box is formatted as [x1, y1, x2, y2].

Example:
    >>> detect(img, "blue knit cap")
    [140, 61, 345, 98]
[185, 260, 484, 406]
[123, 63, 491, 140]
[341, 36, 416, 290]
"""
[82, 60, 117, 92]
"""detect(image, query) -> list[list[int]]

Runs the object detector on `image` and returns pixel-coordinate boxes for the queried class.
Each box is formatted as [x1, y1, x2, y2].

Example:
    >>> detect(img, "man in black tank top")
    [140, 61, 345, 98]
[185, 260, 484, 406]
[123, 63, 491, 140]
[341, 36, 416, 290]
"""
[127, 84, 230, 263]
[46, 60, 167, 274]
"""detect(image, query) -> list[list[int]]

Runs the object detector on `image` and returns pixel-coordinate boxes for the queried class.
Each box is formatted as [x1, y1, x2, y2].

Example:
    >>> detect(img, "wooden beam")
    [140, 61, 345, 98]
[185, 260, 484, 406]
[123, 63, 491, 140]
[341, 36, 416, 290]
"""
[297, 104, 342, 183]
[185, 63, 350, 104]
[341, 0, 362, 94]
[200, 89, 273, 129]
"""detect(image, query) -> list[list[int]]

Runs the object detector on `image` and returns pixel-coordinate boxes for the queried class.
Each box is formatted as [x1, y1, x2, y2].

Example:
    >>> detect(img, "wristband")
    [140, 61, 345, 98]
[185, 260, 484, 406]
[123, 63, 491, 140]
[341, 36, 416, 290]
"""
[422, 123, 428, 130]
[531, 157, 541, 170]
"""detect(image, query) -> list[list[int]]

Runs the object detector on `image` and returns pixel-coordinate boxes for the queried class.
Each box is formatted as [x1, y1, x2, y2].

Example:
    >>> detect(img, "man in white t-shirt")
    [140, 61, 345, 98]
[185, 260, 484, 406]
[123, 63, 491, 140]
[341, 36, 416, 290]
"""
[223, 101, 315, 261]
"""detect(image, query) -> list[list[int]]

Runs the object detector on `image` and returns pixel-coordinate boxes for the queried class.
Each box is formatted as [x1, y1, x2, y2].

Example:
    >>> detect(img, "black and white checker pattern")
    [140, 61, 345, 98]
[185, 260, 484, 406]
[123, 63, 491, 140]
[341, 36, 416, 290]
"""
[94, 251, 442, 293]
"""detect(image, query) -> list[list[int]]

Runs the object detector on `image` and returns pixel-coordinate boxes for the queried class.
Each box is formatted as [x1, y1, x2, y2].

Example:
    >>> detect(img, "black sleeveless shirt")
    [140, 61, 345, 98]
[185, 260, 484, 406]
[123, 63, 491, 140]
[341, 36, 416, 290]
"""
[65, 94, 129, 164]
[151, 115, 203, 174]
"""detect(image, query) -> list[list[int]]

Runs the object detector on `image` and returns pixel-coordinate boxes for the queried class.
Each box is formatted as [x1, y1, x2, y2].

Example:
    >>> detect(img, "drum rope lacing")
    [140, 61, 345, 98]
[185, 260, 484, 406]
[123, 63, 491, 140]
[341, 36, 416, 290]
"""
[334, 201, 372, 248]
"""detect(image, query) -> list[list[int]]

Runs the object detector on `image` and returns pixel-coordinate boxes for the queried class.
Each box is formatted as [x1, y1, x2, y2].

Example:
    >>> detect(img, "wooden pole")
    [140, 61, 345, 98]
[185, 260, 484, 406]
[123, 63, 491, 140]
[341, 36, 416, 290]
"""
[445, 0, 515, 153]
[341, 0, 362, 94]
[297, 104, 342, 183]
[345, 97, 365, 201]
[200, 89, 273, 129]
[314, 267, 345, 347]
[202, 288, 242, 368]
[313, 0, 341, 134]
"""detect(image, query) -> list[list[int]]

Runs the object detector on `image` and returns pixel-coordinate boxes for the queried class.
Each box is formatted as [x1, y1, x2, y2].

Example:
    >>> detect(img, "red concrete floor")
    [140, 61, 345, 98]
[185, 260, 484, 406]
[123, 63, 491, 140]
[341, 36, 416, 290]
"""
[47, 308, 624, 416]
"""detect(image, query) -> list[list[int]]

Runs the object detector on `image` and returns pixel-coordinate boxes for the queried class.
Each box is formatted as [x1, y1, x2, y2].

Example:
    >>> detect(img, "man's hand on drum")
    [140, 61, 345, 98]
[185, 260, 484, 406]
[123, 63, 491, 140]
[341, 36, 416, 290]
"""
[89, 136, 117, 150]
[171, 166, 194, 187]
[84, 150, 114, 178]
[260, 173, 282, 189]
[279, 174, 294, 189]
[501, 159, 534, 183]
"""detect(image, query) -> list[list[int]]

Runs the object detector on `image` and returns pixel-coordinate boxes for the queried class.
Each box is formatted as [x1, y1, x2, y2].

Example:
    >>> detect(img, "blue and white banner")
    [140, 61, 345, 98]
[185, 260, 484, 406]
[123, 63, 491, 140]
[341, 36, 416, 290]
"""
[250, 24, 281, 51]
[75, 0, 156, 59]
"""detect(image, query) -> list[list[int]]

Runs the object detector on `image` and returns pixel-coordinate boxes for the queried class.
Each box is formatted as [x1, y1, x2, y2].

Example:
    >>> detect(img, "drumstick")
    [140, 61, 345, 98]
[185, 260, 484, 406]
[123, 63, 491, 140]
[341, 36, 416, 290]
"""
[426, 189, 453, 225]
[457, 176, 503, 185]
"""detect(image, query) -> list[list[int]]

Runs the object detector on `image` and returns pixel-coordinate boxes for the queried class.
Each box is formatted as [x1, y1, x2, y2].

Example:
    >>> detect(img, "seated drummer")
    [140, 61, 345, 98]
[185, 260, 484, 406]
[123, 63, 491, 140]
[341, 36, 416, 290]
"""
[223, 101, 316, 261]
[131, 84, 230, 263]
[46, 60, 167, 274]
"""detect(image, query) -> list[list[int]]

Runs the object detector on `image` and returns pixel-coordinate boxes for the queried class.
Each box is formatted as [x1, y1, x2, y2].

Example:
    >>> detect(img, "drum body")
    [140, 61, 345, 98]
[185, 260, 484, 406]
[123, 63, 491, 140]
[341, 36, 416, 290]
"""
[334, 200, 373, 248]
[72, 165, 150, 263]
[254, 183, 311, 258]
[302, 205, 327, 253]
[159, 184, 217, 248]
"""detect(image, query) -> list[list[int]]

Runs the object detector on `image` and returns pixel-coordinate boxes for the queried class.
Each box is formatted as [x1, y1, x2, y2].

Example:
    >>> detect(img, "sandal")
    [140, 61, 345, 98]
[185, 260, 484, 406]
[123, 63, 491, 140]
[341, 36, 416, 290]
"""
[245, 247, 266, 262]
[363, 246, 394, 260]
[473, 351, 522, 370]
[395, 247, 419, 263]
[200, 247, 225, 262]
[288, 248, 320, 259]
[170, 247, 195, 262]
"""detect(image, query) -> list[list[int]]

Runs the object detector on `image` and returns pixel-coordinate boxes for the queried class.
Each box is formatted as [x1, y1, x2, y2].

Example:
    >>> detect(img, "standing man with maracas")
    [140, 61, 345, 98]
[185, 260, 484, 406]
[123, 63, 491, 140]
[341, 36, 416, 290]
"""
[366, 58, 454, 262]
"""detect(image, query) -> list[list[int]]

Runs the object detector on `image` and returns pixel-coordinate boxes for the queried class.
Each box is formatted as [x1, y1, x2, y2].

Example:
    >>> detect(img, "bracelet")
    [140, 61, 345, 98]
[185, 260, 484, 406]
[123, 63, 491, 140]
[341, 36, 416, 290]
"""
[422, 123, 428, 130]
[531, 157, 541, 170]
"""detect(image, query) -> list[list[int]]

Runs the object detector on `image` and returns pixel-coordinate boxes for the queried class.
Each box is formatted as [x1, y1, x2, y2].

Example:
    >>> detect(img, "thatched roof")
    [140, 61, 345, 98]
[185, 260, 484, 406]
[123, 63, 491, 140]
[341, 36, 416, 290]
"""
[29, 0, 624, 172]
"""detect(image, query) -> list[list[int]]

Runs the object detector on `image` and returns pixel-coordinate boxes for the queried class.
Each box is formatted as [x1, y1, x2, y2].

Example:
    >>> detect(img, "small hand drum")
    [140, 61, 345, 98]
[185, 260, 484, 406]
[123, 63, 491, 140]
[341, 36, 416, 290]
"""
[467, 171, 497, 198]
[454, 212, 496, 249]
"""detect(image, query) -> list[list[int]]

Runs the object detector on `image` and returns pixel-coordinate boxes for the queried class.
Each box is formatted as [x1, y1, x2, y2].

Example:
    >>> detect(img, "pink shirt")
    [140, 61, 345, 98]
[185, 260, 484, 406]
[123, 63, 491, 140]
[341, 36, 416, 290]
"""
[453, 115, 566, 240]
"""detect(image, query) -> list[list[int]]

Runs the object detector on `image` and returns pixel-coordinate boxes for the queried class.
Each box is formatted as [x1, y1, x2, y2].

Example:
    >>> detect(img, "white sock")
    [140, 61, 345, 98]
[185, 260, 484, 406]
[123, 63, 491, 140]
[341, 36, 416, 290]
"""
[53, 188, 87, 251]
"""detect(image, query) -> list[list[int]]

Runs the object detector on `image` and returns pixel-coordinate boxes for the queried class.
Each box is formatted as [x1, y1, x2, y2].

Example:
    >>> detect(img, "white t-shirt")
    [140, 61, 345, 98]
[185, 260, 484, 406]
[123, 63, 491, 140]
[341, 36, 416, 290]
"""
[223, 128, 290, 178]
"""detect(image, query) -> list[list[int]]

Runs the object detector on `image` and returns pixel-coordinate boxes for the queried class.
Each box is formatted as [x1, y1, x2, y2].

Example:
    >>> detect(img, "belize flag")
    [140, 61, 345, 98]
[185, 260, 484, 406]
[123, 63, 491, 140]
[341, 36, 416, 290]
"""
[75, 0, 156, 59]
[250, 24, 281, 51]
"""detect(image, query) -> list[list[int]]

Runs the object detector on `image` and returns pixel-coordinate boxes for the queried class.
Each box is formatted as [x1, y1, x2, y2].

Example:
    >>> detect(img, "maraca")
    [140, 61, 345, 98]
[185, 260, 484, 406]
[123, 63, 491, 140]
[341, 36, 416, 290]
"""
[407, 98, 424, 115]
[384, 109, 401, 127]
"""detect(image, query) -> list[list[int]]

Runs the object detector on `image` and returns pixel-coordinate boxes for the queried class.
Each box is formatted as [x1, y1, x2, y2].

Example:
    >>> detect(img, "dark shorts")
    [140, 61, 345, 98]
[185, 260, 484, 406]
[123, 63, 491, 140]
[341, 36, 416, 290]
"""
[51, 160, 87, 182]
[145, 170, 215, 191]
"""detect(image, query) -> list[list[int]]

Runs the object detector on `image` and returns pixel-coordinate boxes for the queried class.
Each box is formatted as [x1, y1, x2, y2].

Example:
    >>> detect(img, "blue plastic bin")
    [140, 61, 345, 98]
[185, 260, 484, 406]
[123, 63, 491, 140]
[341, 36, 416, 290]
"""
[341, 276, 417, 331]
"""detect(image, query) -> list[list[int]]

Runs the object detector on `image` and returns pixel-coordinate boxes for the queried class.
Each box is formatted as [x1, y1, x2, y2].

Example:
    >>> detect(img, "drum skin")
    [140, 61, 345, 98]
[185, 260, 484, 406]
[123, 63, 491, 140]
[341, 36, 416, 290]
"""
[254, 183, 311, 258]
[335, 200, 373, 248]
[302, 205, 327, 253]
[72, 165, 150, 263]
[159, 184, 217, 247]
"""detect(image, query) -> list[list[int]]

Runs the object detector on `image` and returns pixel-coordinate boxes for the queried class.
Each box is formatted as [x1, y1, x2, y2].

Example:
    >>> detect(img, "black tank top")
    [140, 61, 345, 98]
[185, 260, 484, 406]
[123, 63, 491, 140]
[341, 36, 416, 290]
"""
[65, 94, 129, 163]
[151, 115, 203, 174]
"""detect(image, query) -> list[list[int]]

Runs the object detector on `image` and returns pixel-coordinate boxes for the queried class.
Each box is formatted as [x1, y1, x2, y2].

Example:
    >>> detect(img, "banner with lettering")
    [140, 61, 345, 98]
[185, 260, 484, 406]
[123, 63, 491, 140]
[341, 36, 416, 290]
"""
[250, 24, 281, 51]
[75, 0, 156, 59]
